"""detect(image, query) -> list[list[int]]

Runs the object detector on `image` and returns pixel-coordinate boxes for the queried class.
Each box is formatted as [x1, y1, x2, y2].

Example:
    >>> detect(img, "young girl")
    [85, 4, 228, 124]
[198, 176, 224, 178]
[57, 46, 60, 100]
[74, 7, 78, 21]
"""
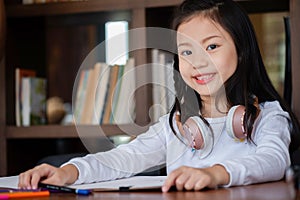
[18, 0, 300, 192]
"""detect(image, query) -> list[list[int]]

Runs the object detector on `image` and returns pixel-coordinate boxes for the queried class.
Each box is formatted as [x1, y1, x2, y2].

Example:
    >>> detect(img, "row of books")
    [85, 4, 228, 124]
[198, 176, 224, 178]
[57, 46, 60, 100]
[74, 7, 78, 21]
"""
[74, 58, 136, 125]
[15, 68, 47, 126]
[14, 53, 172, 126]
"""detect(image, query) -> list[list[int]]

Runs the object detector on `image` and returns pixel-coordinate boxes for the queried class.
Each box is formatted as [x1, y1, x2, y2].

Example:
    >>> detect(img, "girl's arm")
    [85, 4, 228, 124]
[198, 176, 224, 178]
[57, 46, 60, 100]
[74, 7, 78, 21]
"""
[62, 115, 169, 184]
[218, 102, 291, 186]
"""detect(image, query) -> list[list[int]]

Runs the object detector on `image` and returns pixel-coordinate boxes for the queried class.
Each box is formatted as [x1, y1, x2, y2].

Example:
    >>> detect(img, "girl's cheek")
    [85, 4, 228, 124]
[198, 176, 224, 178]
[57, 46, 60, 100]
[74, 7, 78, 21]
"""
[179, 60, 190, 72]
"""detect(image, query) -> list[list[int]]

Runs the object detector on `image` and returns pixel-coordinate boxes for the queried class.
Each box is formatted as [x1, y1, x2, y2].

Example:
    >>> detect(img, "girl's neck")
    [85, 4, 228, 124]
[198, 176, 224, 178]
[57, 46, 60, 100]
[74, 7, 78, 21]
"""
[201, 95, 228, 118]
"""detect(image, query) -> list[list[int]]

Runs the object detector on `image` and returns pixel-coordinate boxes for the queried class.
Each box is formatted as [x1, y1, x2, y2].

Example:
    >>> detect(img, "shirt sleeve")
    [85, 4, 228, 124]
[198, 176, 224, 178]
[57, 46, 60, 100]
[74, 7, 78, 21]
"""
[62, 115, 169, 184]
[218, 102, 291, 187]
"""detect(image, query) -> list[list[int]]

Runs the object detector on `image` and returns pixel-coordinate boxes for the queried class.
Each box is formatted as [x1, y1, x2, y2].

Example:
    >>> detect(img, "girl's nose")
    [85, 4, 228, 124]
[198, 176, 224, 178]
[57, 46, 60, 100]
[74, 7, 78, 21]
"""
[191, 50, 209, 69]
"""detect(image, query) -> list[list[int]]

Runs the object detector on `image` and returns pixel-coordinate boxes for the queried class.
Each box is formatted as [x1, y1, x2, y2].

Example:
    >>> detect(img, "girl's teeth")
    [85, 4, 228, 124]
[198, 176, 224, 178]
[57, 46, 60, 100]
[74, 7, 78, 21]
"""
[196, 74, 213, 80]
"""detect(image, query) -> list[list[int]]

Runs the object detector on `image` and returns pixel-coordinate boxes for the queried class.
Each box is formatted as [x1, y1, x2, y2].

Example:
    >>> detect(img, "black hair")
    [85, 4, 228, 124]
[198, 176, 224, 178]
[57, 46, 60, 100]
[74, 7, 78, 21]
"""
[168, 0, 300, 157]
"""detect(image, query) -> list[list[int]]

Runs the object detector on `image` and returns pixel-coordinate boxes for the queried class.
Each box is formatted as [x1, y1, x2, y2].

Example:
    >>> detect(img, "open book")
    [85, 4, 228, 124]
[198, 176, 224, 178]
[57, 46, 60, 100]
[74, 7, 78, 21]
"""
[69, 176, 167, 191]
[0, 176, 167, 192]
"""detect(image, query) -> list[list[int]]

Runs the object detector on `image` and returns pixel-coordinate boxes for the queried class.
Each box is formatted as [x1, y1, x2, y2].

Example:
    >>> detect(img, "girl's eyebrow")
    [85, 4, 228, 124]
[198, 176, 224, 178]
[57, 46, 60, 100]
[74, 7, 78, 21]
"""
[177, 42, 192, 48]
[202, 35, 222, 43]
[177, 35, 222, 47]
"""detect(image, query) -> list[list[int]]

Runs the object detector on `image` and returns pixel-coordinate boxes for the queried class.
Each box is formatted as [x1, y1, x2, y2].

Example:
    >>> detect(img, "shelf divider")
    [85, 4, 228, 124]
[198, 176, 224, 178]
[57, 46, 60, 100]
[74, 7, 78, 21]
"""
[6, 124, 149, 139]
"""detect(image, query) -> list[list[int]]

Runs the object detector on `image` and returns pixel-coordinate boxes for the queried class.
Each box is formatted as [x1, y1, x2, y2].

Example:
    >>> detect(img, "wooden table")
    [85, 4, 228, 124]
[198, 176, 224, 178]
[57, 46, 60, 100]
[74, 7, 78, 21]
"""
[32, 181, 299, 200]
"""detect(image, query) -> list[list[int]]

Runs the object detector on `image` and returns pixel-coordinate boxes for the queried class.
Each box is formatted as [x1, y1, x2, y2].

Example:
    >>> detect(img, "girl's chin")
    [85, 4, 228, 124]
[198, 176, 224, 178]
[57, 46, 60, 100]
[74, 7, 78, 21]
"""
[195, 88, 226, 98]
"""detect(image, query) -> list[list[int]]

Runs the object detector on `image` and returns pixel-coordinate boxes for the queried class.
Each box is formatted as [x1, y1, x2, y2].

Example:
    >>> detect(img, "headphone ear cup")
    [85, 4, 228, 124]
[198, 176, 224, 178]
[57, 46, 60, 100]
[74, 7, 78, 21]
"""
[183, 117, 204, 150]
[183, 117, 213, 158]
[226, 105, 246, 140]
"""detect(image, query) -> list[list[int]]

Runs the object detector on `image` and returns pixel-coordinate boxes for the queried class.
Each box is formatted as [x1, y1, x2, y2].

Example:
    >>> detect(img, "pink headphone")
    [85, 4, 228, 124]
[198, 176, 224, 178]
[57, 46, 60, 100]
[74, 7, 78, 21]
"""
[176, 97, 260, 158]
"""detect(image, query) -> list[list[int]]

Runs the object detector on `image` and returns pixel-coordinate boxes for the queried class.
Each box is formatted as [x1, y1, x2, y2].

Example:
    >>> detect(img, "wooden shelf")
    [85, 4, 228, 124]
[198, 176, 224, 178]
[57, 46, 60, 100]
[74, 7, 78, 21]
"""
[5, 0, 183, 17]
[5, 0, 288, 18]
[6, 124, 149, 139]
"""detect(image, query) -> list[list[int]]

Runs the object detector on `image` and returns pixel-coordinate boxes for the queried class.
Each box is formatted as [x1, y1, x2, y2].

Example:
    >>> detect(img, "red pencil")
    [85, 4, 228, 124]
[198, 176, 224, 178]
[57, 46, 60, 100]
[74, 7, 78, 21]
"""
[0, 190, 50, 199]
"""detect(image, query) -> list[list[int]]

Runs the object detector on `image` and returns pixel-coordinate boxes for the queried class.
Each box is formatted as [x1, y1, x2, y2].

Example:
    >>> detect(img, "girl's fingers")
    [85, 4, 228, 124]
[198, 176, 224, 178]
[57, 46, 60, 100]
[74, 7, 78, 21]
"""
[183, 177, 196, 191]
[194, 179, 208, 191]
[162, 166, 214, 192]
[185, 172, 208, 191]
[30, 172, 42, 189]
[30, 164, 53, 188]
[18, 171, 32, 189]
[175, 172, 190, 191]
[162, 168, 183, 192]
[162, 176, 176, 192]
[18, 164, 56, 189]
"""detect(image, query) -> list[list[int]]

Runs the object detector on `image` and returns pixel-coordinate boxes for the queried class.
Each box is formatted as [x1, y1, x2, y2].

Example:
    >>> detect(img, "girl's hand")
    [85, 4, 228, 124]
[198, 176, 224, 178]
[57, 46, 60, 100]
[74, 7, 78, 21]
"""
[18, 163, 78, 190]
[162, 165, 229, 192]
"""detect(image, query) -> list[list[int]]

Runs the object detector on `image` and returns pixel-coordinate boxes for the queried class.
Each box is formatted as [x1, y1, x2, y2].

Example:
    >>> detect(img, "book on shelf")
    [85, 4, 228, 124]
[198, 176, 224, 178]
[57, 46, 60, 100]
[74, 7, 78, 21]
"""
[80, 64, 102, 125]
[92, 63, 110, 124]
[74, 68, 91, 124]
[21, 77, 47, 126]
[74, 58, 136, 125]
[109, 64, 125, 123]
[111, 58, 136, 124]
[15, 68, 36, 127]
[101, 64, 120, 124]
[151, 49, 175, 122]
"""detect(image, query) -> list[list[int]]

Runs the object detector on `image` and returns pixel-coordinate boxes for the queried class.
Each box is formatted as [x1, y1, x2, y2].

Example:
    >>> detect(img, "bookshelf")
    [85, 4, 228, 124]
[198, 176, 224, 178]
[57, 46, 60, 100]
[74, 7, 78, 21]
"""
[0, 0, 299, 176]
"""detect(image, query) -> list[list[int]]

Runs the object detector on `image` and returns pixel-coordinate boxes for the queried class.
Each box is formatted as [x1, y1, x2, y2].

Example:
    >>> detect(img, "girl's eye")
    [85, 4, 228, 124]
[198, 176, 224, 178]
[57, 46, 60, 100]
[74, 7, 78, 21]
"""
[207, 44, 218, 51]
[180, 50, 192, 56]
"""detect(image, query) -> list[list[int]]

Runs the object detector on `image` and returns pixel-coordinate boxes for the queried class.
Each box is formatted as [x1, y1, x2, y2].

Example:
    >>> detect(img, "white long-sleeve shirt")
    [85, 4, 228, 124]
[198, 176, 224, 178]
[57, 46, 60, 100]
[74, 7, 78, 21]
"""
[65, 101, 291, 186]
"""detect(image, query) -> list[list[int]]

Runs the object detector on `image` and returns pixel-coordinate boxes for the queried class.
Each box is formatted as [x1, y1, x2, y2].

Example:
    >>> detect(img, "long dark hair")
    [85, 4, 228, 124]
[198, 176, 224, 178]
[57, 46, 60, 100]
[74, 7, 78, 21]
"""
[168, 0, 300, 156]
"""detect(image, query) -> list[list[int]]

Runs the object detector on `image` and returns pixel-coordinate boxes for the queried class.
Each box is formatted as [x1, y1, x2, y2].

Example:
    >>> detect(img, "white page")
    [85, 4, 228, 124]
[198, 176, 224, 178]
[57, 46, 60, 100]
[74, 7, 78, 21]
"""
[69, 176, 167, 191]
[0, 175, 19, 189]
[0, 175, 167, 191]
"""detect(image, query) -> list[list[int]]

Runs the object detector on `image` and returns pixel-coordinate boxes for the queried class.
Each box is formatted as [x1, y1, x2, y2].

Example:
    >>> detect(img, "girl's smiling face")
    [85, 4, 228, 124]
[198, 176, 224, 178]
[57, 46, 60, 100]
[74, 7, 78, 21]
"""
[177, 14, 238, 100]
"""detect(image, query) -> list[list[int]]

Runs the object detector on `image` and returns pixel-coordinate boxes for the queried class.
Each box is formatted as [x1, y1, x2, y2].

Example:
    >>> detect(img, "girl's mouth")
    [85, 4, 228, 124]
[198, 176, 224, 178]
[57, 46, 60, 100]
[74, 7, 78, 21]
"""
[193, 73, 215, 85]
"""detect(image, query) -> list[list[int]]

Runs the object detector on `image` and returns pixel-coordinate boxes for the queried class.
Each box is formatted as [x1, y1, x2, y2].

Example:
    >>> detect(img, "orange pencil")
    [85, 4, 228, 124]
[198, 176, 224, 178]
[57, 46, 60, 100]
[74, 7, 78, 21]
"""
[0, 190, 50, 199]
